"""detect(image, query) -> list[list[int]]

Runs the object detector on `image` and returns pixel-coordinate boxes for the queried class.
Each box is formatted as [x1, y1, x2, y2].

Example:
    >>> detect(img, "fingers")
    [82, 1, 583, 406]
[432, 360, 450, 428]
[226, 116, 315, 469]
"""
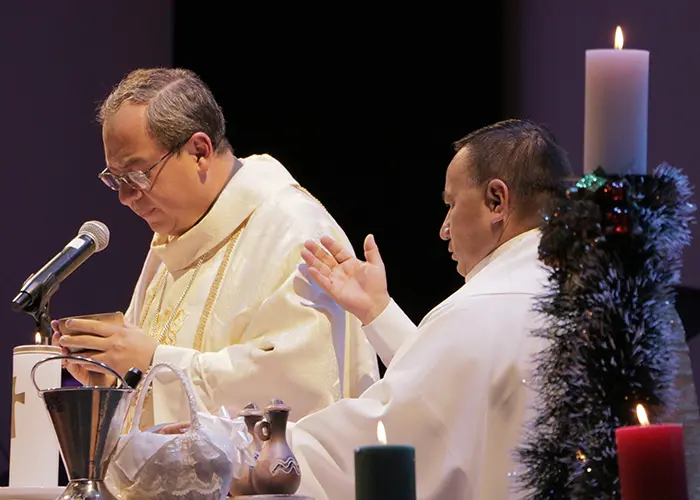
[52, 331, 69, 367]
[363, 234, 383, 267]
[301, 247, 333, 277]
[63, 318, 117, 338]
[65, 352, 113, 380]
[51, 320, 62, 350]
[319, 236, 353, 264]
[84, 352, 122, 375]
[64, 362, 88, 385]
[65, 351, 104, 365]
[59, 334, 108, 352]
[304, 240, 339, 271]
[156, 422, 190, 435]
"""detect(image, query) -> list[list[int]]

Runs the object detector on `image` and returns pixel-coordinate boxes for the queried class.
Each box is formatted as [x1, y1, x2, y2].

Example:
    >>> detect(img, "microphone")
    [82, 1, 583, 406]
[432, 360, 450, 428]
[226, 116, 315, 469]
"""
[11, 221, 110, 313]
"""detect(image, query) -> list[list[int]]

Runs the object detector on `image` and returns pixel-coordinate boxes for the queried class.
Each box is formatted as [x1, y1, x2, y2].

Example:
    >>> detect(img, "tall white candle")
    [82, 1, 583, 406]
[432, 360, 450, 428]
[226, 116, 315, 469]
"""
[9, 345, 61, 487]
[584, 26, 649, 175]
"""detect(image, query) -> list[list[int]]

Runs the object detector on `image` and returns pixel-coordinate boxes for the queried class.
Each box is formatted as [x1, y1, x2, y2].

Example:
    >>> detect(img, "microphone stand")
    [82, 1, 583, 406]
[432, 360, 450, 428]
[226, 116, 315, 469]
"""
[13, 285, 56, 346]
[30, 304, 53, 346]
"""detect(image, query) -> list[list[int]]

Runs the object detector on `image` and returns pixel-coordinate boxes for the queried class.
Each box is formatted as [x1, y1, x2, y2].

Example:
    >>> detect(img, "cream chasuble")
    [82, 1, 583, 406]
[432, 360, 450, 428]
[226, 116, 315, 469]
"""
[125, 154, 379, 426]
[288, 229, 548, 500]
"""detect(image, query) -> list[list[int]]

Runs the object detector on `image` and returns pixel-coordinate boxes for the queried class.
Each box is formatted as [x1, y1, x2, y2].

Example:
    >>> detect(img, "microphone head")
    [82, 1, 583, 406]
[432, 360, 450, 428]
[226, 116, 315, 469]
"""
[78, 220, 110, 253]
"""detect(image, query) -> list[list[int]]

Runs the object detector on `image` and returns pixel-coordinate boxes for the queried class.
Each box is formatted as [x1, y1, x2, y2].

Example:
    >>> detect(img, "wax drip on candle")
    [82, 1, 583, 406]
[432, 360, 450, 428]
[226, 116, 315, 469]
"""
[377, 420, 387, 445]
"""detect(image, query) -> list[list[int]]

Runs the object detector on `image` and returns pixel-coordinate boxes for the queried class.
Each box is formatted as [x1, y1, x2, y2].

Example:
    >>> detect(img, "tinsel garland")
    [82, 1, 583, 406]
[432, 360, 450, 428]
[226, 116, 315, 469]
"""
[516, 164, 696, 499]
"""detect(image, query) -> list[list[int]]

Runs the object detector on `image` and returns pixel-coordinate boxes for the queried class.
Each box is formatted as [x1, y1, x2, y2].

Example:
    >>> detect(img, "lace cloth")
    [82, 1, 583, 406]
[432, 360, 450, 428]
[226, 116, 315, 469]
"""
[104, 362, 254, 499]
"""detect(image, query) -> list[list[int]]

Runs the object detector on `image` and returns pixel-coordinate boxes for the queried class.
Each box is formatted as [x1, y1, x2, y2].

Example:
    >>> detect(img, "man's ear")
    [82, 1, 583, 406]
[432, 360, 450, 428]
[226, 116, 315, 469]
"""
[485, 179, 509, 224]
[185, 132, 214, 171]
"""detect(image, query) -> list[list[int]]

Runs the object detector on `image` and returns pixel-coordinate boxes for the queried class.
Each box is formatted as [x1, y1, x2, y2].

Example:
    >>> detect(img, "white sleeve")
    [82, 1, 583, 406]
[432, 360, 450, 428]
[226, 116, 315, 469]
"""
[361, 299, 418, 366]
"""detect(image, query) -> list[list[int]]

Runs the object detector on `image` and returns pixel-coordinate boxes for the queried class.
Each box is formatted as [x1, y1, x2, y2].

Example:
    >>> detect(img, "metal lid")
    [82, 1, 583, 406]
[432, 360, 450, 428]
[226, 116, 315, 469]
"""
[239, 402, 263, 417]
[265, 398, 291, 413]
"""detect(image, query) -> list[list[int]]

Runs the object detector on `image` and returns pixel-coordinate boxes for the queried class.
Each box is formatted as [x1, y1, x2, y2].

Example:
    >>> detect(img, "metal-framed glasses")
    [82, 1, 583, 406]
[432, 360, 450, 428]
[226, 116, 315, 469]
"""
[98, 149, 175, 191]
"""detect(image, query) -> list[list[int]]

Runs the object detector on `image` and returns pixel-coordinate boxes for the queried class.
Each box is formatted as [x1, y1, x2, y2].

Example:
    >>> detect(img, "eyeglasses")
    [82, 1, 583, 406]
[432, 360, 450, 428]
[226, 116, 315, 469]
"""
[98, 149, 175, 191]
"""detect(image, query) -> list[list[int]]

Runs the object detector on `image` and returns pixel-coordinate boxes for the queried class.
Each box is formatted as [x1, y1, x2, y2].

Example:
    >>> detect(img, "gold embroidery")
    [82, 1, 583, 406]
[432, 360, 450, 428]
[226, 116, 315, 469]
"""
[154, 307, 188, 346]
[152, 308, 166, 333]
[150, 258, 204, 345]
[165, 309, 187, 345]
[138, 268, 168, 330]
[194, 225, 242, 351]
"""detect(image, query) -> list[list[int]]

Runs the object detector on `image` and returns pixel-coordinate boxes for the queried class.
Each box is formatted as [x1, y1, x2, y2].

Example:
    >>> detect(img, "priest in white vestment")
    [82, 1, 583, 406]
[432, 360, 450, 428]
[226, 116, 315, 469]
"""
[54, 68, 379, 426]
[291, 119, 573, 499]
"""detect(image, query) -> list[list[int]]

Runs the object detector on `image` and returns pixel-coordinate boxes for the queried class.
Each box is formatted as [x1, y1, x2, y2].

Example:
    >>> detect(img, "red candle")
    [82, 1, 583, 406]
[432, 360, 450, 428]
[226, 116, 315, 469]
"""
[615, 404, 688, 500]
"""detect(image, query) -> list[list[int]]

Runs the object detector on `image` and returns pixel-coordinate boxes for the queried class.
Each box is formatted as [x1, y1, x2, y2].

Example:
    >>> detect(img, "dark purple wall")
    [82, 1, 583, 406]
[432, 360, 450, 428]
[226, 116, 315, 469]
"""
[0, 0, 172, 481]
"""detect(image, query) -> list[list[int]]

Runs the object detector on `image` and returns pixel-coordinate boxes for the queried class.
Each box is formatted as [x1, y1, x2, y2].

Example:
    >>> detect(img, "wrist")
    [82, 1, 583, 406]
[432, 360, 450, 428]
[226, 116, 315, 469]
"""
[360, 295, 391, 326]
[139, 340, 159, 373]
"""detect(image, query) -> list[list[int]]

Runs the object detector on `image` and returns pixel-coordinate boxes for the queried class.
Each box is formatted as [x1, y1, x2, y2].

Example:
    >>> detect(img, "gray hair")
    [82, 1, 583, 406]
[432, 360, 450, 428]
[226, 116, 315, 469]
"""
[98, 68, 231, 154]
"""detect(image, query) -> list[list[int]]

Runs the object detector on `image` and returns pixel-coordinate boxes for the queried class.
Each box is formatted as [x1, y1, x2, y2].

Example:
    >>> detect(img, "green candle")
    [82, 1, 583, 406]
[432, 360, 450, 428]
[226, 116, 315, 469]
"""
[354, 422, 416, 500]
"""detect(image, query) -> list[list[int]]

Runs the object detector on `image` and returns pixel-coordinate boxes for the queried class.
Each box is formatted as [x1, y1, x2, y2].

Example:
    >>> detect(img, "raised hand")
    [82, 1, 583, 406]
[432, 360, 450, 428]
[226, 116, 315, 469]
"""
[301, 234, 390, 325]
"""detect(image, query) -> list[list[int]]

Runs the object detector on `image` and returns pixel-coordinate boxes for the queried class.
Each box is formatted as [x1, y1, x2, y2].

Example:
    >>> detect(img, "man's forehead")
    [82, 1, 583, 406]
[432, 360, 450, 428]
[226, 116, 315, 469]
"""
[103, 135, 146, 171]
[450, 146, 471, 170]
[102, 104, 153, 169]
[446, 148, 471, 183]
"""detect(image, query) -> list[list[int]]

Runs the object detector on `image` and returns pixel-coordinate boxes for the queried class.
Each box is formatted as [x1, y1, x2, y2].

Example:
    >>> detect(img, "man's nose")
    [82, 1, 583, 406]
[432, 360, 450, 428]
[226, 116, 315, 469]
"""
[118, 183, 142, 206]
[440, 222, 450, 241]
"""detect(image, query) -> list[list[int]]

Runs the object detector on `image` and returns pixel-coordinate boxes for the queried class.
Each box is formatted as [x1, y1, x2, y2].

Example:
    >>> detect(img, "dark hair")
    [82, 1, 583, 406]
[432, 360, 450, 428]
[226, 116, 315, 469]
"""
[98, 68, 231, 154]
[453, 119, 572, 206]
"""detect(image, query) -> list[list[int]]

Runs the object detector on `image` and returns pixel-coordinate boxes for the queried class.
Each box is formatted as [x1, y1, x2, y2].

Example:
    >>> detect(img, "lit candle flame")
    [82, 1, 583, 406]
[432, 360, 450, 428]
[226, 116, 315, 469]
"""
[614, 26, 624, 50]
[377, 421, 387, 445]
[34, 332, 42, 344]
[636, 404, 650, 426]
